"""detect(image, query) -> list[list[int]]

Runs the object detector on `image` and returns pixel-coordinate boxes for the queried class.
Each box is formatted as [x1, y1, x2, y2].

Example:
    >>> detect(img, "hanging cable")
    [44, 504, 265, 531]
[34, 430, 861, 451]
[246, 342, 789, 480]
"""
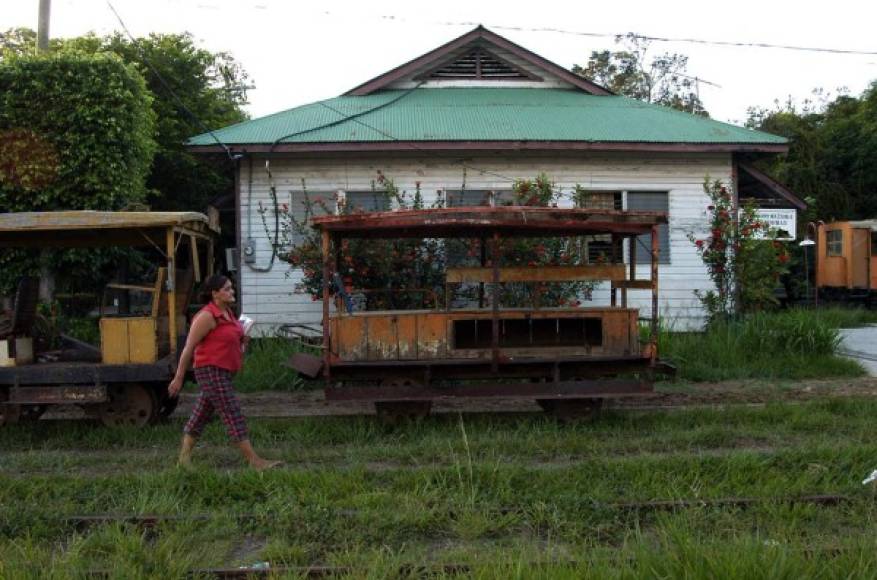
[105, 0, 243, 162]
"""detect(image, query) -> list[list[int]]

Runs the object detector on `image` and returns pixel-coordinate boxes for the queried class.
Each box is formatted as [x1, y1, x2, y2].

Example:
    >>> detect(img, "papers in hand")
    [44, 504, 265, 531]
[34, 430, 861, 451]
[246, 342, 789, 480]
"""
[239, 315, 255, 336]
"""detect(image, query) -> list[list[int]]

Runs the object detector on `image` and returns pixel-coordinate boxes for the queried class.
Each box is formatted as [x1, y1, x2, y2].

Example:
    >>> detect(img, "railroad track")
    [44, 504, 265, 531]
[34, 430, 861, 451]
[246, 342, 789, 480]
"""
[59, 493, 858, 532]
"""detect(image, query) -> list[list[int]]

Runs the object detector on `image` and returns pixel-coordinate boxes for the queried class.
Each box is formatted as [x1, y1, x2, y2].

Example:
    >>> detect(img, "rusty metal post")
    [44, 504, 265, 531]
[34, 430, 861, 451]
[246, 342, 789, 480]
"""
[166, 227, 177, 359]
[491, 231, 500, 372]
[478, 236, 487, 309]
[650, 225, 659, 362]
[321, 229, 332, 379]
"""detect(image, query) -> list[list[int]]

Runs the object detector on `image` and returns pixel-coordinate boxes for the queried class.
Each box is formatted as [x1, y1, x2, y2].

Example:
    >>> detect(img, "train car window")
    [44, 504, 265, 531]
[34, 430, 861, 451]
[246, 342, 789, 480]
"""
[826, 230, 843, 256]
[872, 232, 877, 257]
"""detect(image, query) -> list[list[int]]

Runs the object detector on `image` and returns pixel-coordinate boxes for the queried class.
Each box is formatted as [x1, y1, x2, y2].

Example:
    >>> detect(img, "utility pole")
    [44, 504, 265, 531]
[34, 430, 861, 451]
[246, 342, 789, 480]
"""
[37, 0, 51, 52]
[37, 0, 55, 303]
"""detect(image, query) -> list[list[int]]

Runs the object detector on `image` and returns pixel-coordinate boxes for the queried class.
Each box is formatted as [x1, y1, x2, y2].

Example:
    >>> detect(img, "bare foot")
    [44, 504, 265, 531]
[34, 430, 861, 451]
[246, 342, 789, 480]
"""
[250, 458, 283, 471]
[177, 453, 194, 469]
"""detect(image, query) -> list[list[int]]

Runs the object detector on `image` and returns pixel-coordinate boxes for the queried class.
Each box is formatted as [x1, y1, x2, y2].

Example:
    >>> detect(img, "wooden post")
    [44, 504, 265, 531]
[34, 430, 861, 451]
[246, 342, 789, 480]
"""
[166, 228, 177, 359]
[491, 231, 500, 372]
[190, 235, 201, 283]
[206, 237, 214, 277]
[321, 229, 331, 379]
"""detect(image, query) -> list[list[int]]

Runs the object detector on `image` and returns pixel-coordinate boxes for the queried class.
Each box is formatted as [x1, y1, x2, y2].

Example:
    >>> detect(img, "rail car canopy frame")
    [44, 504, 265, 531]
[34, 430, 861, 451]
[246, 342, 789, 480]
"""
[308, 207, 669, 408]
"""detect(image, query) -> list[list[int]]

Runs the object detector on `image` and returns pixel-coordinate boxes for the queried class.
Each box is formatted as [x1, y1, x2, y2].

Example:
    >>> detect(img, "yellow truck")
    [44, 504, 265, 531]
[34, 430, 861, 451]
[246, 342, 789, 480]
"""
[0, 211, 217, 427]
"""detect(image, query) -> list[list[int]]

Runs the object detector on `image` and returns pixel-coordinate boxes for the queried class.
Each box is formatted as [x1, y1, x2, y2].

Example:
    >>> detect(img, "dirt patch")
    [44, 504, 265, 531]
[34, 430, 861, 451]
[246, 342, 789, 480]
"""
[186, 377, 877, 418]
[38, 377, 877, 421]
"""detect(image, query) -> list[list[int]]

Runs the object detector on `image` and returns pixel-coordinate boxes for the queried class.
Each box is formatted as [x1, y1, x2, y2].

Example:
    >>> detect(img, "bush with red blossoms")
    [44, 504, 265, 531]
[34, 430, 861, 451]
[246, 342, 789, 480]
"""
[276, 172, 595, 311]
[689, 179, 790, 325]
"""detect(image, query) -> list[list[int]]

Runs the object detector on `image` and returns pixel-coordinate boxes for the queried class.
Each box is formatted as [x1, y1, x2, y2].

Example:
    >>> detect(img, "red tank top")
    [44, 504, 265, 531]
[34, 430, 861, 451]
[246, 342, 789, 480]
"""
[193, 302, 244, 372]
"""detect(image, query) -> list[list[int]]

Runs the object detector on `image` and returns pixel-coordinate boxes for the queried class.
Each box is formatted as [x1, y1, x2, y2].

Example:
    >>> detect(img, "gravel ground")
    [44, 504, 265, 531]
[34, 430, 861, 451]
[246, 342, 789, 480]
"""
[839, 324, 877, 376]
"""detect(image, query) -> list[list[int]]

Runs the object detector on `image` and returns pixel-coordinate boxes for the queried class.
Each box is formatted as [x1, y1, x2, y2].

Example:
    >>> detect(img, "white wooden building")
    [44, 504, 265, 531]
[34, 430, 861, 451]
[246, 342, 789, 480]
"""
[190, 26, 804, 333]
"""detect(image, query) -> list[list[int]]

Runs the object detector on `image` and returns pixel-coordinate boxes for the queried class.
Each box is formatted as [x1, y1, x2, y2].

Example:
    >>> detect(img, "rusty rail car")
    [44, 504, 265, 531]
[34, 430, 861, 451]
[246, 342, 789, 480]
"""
[290, 206, 674, 419]
[0, 211, 217, 427]
[814, 220, 877, 304]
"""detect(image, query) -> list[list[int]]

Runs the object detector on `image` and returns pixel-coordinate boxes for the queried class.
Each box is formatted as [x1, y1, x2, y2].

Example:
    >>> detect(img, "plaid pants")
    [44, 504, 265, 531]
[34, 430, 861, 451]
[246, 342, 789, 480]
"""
[184, 366, 249, 442]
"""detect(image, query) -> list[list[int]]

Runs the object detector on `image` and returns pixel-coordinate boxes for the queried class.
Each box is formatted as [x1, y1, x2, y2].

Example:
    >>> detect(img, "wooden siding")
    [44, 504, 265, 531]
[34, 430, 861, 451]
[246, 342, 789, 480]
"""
[238, 153, 732, 333]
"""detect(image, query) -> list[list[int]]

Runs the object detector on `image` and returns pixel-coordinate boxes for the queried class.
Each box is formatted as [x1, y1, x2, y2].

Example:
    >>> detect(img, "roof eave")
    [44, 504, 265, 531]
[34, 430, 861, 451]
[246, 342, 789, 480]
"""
[189, 141, 789, 155]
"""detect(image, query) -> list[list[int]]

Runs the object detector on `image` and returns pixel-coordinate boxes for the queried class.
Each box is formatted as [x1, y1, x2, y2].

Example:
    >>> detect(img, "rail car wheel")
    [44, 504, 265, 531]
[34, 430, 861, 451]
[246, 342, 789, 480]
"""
[537, 398, 603, 422]
[17, 405, 47, 422]
[374, 378, 432, 424]
[98, 384, 158, 428]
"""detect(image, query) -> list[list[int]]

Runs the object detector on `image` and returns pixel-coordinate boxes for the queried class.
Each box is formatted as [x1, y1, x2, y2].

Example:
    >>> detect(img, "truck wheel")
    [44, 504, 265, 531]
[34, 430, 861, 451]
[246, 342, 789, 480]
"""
[98, 384, 158, 428]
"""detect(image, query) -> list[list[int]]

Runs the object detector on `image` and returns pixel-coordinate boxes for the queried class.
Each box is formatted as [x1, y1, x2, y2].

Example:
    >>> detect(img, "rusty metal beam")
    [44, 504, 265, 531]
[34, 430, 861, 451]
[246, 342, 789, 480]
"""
[326, 379, 653, 401]
[9, 385, 107, 404]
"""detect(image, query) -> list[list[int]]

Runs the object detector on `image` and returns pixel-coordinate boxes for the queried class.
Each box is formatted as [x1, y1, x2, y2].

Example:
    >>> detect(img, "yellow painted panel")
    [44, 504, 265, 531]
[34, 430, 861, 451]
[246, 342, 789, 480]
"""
[335, 316, 367, 361]
[416, 314, 448, 359]
[367, 316, 398, 361]
[100, 318, 130, 364]
[127, 318, 158, 364]
[397, 314, 418, 359]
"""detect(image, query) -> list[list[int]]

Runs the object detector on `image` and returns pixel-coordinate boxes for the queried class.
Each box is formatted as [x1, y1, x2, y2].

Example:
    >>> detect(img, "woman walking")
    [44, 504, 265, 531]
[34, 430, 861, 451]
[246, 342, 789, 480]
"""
[168, 274, 280, 470]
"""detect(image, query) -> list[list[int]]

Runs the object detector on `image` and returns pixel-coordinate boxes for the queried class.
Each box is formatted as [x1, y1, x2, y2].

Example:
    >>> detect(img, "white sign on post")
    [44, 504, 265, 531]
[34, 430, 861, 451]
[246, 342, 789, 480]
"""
[747, 209, 797, 241]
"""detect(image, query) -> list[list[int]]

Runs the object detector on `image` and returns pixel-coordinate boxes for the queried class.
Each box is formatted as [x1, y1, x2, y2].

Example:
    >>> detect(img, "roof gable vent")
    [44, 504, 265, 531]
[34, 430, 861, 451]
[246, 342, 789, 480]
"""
[419, 47, 541, 81]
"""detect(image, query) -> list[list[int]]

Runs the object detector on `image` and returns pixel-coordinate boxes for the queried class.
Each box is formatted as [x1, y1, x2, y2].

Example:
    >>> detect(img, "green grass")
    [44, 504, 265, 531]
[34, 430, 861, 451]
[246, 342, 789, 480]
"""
[3, 398, 877, 575]
[235, 337, 310, 392]
[658, 307, 871, 382]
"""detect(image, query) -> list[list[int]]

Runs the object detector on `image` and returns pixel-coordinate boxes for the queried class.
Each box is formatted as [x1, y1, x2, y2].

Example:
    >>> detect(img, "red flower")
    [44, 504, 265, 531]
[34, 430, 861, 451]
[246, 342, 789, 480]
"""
[695, 240, 704, 248]
[778, 254, 789, 263]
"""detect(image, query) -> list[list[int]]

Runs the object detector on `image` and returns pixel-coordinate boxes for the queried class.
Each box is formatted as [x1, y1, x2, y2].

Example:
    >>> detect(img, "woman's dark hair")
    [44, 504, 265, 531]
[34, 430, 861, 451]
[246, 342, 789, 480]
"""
[199, 274, 230, 303]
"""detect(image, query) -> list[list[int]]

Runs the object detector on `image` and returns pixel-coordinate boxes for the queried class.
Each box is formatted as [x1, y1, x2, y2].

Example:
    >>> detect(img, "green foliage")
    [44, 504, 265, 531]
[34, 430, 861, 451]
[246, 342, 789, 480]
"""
[6, 396, 877, 574]
[94, 33, 249, 212]
[746, 82, 877, 221]
[0, 50, 157, 295]
[235, 337, 305, 392]
[572, 33, 709, 116]
[1, 28, 249, 213]
[656, 308, 860, 382]
[689, 179, 789, 323]
[0, 50, 156, 211]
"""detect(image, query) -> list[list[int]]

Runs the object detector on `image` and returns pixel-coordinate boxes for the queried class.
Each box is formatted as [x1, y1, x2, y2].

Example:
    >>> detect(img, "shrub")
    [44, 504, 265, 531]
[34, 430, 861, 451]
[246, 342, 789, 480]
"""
[689, 179, 790, 324]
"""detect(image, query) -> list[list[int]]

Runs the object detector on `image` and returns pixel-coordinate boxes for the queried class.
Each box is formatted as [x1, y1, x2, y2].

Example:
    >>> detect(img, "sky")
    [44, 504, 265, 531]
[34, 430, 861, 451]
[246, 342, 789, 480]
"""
[4, 0, 877, 126]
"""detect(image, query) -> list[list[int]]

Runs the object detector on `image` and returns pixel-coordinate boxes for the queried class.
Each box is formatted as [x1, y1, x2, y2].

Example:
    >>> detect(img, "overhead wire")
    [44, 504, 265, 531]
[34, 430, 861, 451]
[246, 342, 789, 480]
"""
[105, 0, 243, 162]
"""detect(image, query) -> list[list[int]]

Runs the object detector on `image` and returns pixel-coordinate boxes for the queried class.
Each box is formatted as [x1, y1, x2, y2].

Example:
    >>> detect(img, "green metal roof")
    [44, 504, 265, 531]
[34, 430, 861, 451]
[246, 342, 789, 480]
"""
[189, 88, 786, 147]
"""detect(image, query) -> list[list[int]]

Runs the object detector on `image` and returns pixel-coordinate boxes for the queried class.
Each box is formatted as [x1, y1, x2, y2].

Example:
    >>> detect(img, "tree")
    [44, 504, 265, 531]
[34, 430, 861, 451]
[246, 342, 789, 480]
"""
[572, 33, 709, 117]
[1, 28, 251, 212]
[746, 83, 877, 222]
[0, 50, 157, 294]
